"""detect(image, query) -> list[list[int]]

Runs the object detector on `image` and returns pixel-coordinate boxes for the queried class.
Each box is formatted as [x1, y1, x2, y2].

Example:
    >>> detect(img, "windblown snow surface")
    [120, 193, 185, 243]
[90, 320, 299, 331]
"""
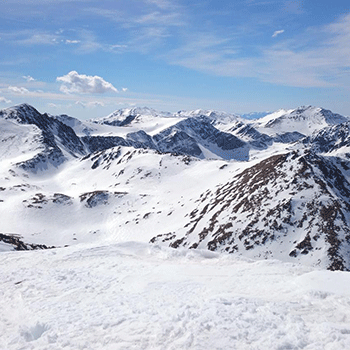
[2, 242, 350, 350]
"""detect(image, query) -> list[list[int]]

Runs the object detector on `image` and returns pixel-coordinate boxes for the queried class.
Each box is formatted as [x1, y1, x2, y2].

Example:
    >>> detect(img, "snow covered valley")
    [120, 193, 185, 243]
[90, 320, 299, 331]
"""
[1, 103, 350, 349]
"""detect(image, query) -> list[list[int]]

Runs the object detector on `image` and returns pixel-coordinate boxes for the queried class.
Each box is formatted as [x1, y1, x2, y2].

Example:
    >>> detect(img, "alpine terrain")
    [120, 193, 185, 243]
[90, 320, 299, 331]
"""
[1, 103, 349, 270]
[1, 103, 350, 349]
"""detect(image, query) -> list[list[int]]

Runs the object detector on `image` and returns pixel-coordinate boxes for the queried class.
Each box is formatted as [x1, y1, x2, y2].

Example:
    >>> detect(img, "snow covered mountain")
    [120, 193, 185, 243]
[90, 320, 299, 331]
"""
[1, 103, 350, 271]
[301, 121, 350, 156]
[64, 107, 249, 160]
[52, 114, 96, 136]
[240, 111, 271, 120]
[252, 106, 348, 137]
[175, 109, 240, 126]
[90, 106, 173, 126]
[0, 104, 86, 172]
[152, 150, 350, 270]
[224, 105, 349, 151]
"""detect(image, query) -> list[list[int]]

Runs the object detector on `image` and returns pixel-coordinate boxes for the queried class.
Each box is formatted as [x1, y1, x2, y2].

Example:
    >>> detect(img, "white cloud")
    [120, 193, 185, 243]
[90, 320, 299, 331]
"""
[122, 88, 128, 92]
[17, 33, 59, 45]
[164, 13, 350, 89]
[136, 11, 184, 26]
[258, 13, 350, 87]
[75, 100, 105, 108]
[0, 96, 12, 104]
[65, 39, 80, 44]
[8, 86, 30, 94]
[71, 30, 107, 54]
[22, 75, 35, 82]
[47, 103, 58, 108]
[272, 29, 284, 38]
[85, 1, 185, 54]
[110, 44, 128, 50]
[57, 71, 118, 94]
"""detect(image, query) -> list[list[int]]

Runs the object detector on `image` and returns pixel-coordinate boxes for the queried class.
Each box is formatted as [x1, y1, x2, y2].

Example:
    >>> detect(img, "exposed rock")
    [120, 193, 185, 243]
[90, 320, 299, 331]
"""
[0, 233, 54, 251]
[151, 150, 350, 271]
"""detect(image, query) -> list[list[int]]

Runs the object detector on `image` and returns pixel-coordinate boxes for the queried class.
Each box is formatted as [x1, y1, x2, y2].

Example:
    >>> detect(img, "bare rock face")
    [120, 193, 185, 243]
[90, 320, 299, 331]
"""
[0, 233, 54, 251]
[79, 191, 110, 208]
[79, 190, 128, 208]
[151, 150, 350, 271]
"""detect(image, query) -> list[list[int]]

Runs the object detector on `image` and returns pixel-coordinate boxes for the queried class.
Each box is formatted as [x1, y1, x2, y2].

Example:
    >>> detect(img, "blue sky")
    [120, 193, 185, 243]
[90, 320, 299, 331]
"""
[0, 0, 349, 119]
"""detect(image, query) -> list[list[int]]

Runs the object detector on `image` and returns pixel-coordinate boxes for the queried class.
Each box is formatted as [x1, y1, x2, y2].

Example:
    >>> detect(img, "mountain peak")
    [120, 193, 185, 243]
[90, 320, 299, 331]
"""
[90, 106, 173, 126]
[0, 103, 44, 125]
[253, 105, 348, 136]
[2, 103, 40, 115]
[175, 109, 240, 125]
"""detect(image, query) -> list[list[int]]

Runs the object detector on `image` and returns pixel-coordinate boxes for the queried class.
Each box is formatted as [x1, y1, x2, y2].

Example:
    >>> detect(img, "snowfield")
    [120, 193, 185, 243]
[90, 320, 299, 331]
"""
[1, 242, 350, 350]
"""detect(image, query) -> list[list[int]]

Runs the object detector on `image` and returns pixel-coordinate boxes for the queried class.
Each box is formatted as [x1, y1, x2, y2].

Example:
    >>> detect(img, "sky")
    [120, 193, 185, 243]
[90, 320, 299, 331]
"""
[0, 0, 349, 120]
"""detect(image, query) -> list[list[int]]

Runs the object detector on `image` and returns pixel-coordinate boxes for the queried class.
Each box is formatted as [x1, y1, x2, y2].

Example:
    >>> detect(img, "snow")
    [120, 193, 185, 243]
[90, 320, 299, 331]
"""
[1, 242, 350, 349]
[88, 107, 186, 138]
[253, 106, 349, 137]
[0, 118, 44, 170]
[176, 109, 240, 125]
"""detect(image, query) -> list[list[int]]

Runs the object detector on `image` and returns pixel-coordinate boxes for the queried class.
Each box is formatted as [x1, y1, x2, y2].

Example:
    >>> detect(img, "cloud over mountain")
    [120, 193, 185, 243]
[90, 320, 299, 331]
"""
[57, 71, 118, 94]
[8, 86, 29, 94]
[0, 96, 11, 104]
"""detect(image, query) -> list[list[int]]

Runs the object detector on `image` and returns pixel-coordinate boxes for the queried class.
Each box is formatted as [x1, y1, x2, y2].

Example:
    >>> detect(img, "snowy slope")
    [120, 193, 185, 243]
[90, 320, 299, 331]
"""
[89, 106, 183, 137]
[152, 150, 350, 270]
[0, 118, 45, 171]
[253, 106, 349, 137]
[152, 116, 249, 160]
[1, 242, 350, 350]
[176, 109, 240, 126]
[0, 144, 225, 247]
[301, 121, 350, 156]
[52, 114, 96, 136]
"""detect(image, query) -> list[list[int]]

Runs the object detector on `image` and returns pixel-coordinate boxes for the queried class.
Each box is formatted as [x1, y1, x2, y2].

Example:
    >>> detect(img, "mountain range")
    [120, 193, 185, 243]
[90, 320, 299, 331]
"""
[1, 103, 350, 271]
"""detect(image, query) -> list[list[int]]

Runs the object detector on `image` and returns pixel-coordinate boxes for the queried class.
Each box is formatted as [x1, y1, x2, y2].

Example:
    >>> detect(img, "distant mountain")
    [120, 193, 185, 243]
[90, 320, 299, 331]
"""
[52, 114, 96, 136]
[176, 109, 240, 125]
[224, 106, 349, 150]
[227, 121, 305, 150]
[240, 111, 271, 120]
[82, 116, 249, 160]
[301, 122, 350, 155]
[90, 107, 173, 127]
[152, 116, 249, 160]
[253, 106, 349, 137]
